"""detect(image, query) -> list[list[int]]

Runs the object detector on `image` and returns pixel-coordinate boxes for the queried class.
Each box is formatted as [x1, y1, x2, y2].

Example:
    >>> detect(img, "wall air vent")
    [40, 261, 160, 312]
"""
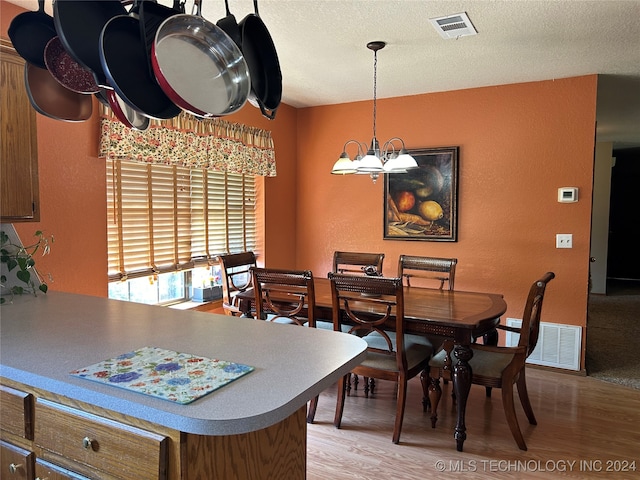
[429, 12, 478, 39]
[506, 318, 582, 371]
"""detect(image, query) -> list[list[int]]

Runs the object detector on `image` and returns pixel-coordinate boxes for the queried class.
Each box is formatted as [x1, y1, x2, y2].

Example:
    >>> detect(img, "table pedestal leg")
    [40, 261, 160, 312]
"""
[452, 344, 473, 452]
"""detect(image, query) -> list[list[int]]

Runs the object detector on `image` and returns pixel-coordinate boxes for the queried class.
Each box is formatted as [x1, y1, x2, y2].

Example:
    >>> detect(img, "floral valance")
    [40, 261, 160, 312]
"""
[99, 109, 276, 176]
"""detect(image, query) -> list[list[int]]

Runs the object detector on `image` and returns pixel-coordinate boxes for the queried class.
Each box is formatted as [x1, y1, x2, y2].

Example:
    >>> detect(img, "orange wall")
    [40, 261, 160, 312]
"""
[3, 1, 597, 368]
[296, 77, 597, 356]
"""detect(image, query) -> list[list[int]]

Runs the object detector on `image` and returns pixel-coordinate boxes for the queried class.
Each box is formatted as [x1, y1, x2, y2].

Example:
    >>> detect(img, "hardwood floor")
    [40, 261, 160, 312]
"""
[307, 368, 640, 479]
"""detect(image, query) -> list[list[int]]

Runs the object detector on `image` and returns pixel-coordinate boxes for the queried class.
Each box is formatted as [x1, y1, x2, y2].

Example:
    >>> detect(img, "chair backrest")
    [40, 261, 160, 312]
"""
[519, 272, 555, 357]
[397, 255, 457, 290]
[329, 273, 406, 367]
[217, 251, 257, 311]
[332, 251, 385, 276]
[251, 267, 315, 326]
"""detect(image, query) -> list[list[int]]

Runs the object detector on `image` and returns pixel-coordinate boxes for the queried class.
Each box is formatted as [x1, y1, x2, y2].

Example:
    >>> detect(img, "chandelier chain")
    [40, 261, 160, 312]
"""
[372, 49, 377, 139]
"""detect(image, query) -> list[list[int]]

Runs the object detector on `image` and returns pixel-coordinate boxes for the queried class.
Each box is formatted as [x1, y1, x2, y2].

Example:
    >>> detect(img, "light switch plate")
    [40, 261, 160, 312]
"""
[556, 234, 573, 248]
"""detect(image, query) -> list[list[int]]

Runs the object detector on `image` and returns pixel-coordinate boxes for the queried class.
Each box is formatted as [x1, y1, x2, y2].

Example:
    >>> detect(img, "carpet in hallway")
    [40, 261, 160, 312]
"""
[586, 290, 640, 390]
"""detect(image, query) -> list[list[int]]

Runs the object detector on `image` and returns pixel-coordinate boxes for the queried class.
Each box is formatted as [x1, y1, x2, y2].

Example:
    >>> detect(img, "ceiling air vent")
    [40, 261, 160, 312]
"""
[429, 12, 478, 39]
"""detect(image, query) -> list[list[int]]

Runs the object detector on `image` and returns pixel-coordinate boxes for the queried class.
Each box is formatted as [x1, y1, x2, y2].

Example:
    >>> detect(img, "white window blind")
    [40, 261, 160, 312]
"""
[107, 160, 256, 281]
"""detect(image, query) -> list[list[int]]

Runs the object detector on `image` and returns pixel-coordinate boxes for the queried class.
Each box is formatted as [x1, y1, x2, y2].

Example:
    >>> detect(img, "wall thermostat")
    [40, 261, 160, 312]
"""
[558, 187, 578, 203]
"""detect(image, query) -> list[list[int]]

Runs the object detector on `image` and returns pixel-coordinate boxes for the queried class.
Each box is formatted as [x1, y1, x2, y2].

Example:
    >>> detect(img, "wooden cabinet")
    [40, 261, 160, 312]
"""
[36, 459, 92, 480]
[0, 441, 35, 479]
[0, 385, 35, 479]
[0, 385, 34, 442]
[1, 382, 170, 480]
[0, 38, 40, 222]
[35, 399, 168, 480]
[0, 377, 307, 480]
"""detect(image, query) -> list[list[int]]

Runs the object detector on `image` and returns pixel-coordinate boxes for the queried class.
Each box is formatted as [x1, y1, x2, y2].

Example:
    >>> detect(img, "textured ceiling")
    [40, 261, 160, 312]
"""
[7, 0, 640, 148]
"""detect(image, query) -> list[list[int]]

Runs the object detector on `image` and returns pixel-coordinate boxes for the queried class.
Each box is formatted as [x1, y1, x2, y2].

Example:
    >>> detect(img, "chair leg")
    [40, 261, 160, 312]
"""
[428, 374, 442, 428]
[392, 378, 408, 444]
[334, 375, 348, 429]
[419, 369, 431, 411]
[501, 381, 527, 450]
[516, 370, 537, 425]
[307, 395, 319, 424]
[486, 386, 493, 397]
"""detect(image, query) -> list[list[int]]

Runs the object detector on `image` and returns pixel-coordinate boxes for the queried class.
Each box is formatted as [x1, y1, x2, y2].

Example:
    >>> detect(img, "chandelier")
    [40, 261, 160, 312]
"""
[331, 41, 418, 182]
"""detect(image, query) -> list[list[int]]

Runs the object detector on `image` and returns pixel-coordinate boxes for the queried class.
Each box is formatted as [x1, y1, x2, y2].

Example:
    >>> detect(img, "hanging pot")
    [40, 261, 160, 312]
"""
[54, 0, 128, 88]
[239, 0, 282, 120]
[139, 0, 185, 78]
[24, 63, 92, 122]
[8, 0, 56, 69]
[100, 4, 181, 120]
[44, 37, 99, 94]
[106, 88, 150, 131]
[216, 0, 242, 49]
[151, 0, 250, 118]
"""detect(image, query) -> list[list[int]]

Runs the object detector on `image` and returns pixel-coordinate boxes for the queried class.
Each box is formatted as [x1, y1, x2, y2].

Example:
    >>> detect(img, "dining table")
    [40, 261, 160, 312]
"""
[236, 276, 507, 451]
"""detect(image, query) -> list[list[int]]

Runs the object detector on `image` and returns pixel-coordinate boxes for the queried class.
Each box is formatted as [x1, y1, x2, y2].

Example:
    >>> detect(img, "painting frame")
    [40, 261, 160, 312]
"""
[383, 146, 459, 242]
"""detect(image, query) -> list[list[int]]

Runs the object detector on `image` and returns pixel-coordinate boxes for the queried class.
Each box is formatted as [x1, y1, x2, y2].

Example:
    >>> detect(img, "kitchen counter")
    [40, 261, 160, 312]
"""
[0, 291, 366, 436]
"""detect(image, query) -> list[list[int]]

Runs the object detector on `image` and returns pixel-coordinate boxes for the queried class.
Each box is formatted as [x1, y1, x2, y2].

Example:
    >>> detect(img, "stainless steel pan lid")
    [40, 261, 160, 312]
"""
[151, 0, 250, 118]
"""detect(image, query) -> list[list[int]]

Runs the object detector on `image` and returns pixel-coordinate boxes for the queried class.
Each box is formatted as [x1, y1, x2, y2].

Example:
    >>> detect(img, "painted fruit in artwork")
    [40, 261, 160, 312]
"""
[394, 191, 415, 212]
[418, 200, 444, 221]
[415, 165, 445, 199]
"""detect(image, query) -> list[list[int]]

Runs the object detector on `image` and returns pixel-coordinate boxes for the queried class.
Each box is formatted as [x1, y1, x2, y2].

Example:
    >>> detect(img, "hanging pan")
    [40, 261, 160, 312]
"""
[139, 0, 185, 78]
[54, 0, 128, 88]
[106, 88, 150, 131]
[151, 0, 251, 118]
[44, 37, 100, 94]
[216, 0, 242, 49]
[100, 3, 181, 120]
[24, 63, 92, 122]
[8, 0, 56, 69]
[239, 0, 282, 120]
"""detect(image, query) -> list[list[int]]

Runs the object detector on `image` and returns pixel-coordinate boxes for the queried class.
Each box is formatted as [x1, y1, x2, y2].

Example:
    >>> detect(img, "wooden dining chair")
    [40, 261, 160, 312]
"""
[332, 251, 386, 392]
[329, 273, 433, 444]
[397, 255, 457, 290]
[427, 272, 555, 450]
[217, 251, 257, 316]
[332, 251, 385, 276]
[250, 267, 320, 423]
[397, 255, 458, 408]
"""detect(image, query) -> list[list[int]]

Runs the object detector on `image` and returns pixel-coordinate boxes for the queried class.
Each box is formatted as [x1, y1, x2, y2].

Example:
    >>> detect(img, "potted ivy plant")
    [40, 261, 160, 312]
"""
[0, 229, 53, 304]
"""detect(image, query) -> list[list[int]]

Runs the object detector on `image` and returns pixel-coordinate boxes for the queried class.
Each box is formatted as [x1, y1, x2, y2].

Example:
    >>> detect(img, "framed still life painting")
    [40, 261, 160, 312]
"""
[383, 146, 459, 241]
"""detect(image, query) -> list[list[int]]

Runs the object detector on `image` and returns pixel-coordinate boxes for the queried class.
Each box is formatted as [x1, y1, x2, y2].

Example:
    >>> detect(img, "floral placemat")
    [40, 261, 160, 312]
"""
[70, 347, 254, 404]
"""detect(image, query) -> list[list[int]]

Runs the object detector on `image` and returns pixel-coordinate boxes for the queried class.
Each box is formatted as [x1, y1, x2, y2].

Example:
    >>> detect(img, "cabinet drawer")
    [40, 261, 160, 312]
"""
[0, 440, 34, 480]
[35, 399, 168, 480]
[36, 458, 92, 480]
[0, 385, 34, 440]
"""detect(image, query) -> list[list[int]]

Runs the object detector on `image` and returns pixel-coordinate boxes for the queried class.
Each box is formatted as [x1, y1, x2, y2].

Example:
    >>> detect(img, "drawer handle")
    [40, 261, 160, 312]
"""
[9, 463, 22, 474]
[82, 436, 95, 450]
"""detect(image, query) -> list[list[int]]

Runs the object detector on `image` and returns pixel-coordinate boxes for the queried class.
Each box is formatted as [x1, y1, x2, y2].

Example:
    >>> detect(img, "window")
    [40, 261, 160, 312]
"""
[107, 160, 257, 304]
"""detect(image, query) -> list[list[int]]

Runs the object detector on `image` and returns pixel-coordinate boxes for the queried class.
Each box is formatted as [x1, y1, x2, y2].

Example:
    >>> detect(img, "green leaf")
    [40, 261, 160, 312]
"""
[11, 286, 24, 295]
[0, 275, 5, 283]
[17, 257, 28, 270]
[39, 284, 48, 294]
[0, 297, 5, 305]
[6, 258, 17, 271]
[16, 270, 31, 284]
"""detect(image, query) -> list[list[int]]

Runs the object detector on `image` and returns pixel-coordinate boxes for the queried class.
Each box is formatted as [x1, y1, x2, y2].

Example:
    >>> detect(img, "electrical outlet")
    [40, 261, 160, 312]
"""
[556, 234, 573, 249]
